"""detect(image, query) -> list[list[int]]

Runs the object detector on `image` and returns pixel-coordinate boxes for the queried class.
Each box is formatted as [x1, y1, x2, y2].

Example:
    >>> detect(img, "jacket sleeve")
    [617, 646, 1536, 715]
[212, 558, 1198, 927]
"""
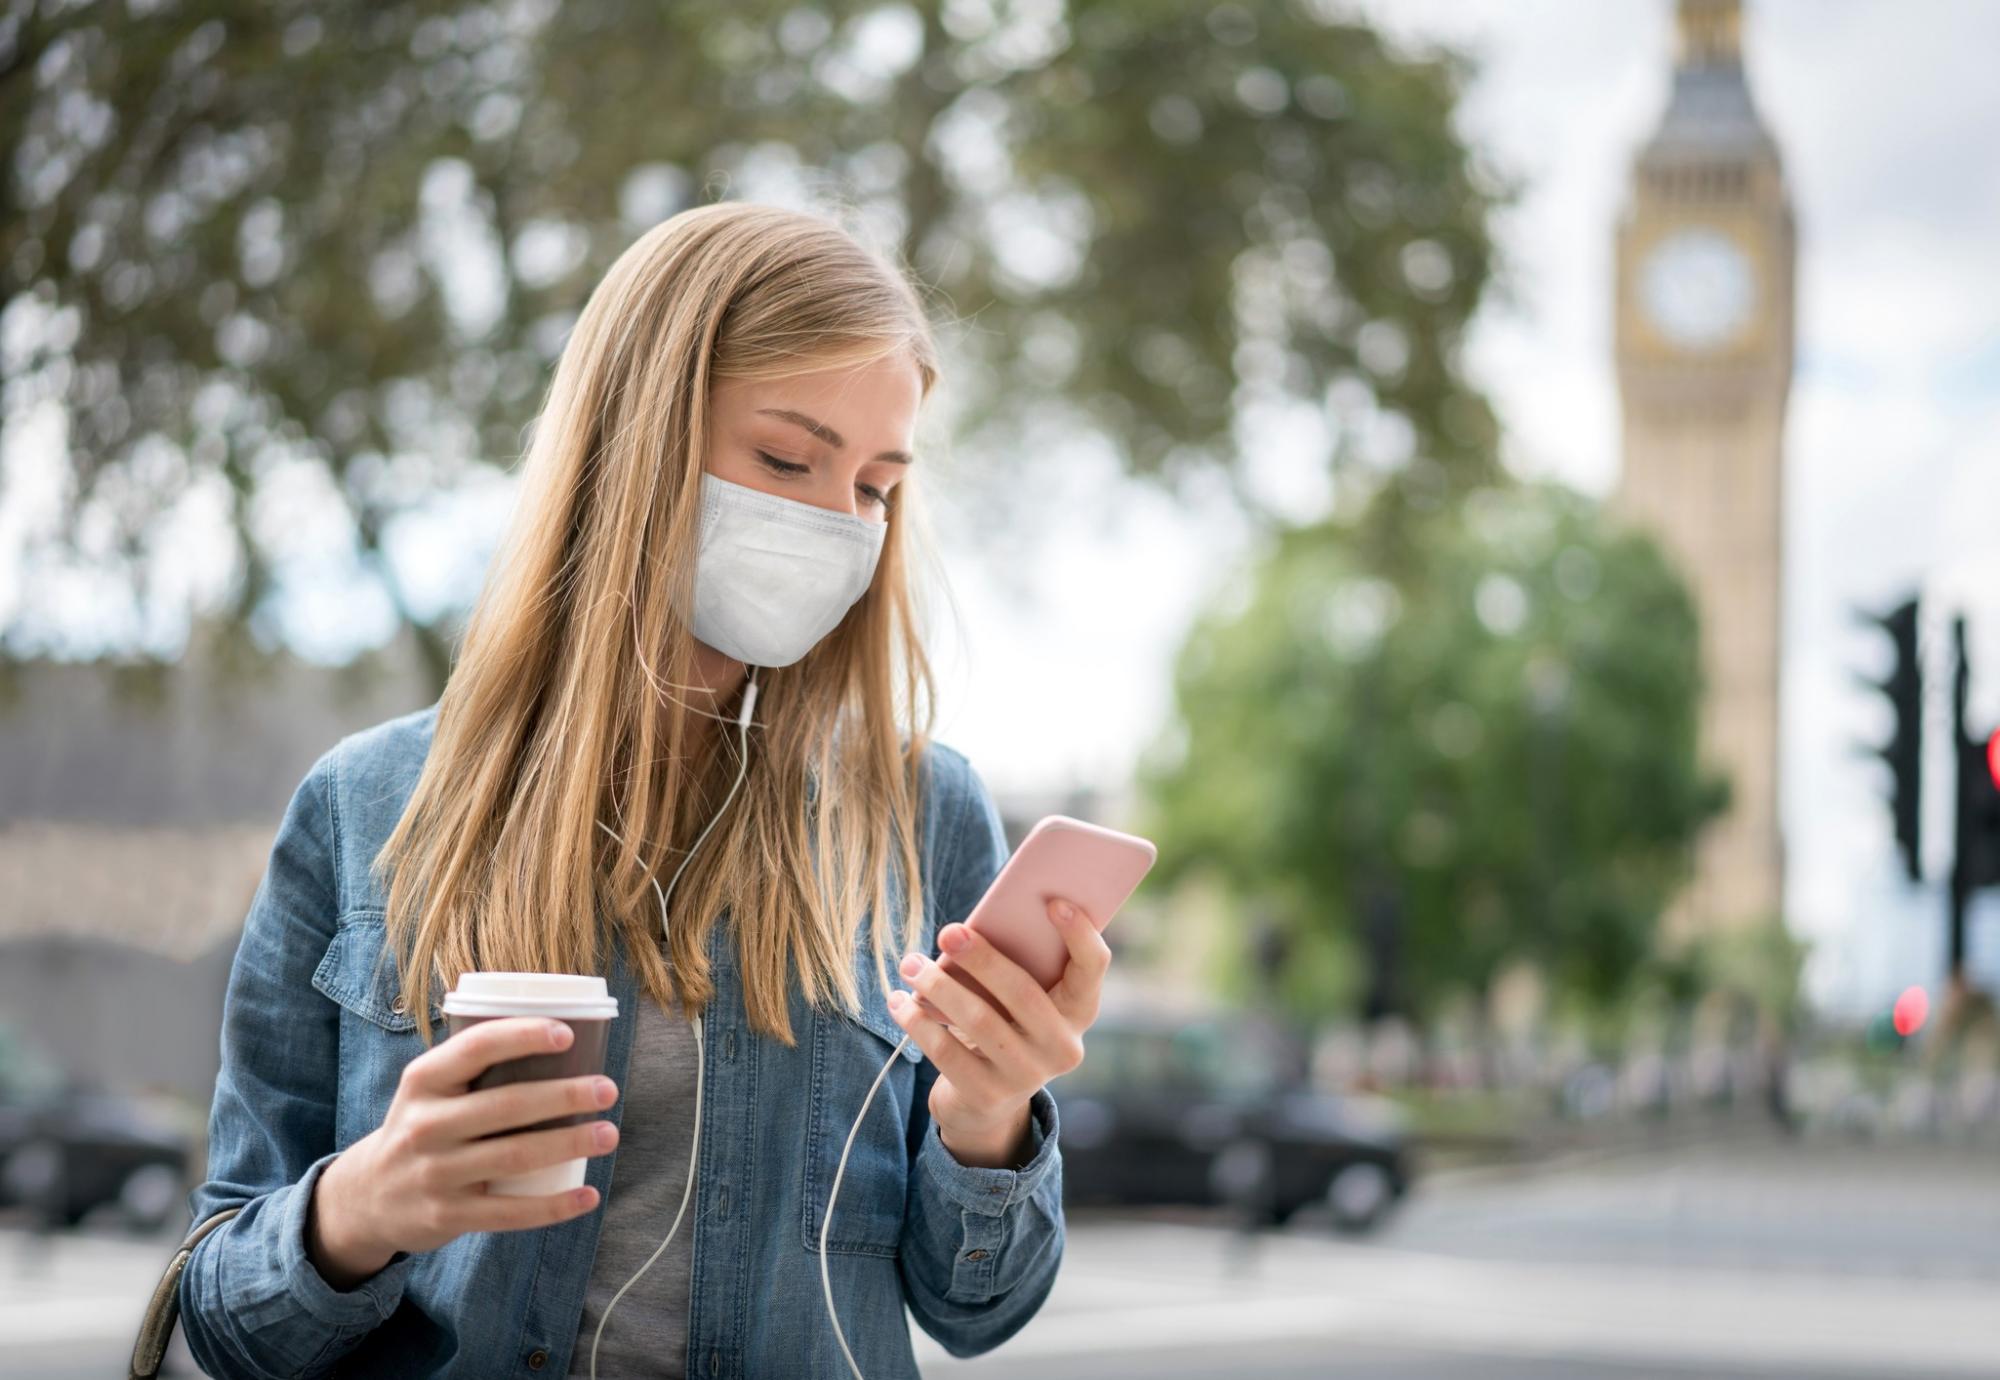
[898, 747, 1065, 1358]
[177, 747, 418, 1379]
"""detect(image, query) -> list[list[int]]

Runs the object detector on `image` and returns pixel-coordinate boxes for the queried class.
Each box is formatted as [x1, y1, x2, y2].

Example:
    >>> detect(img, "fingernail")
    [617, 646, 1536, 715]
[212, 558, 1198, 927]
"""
[548, 1021, 573, 1047]
[899, 952, 924, 977]
[1053, 900, 1075, 923]
[594, 1078, 618, 1106]
[939, 925, 969, 953]
[594, 1122, 618, 1149]
[888, 989, 909, 1011]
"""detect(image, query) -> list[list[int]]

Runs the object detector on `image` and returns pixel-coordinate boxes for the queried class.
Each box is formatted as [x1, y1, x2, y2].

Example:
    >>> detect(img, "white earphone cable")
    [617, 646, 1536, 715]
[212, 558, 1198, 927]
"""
[585, 665, 899, 1380]
[820, 1032, 910, 1380]
[588, 1009, 702, 1380]
[588, 668, 757, 1380]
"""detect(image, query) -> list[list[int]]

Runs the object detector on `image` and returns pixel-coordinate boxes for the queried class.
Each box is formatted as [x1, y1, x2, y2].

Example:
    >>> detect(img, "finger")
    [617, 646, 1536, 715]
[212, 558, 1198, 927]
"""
[899, 953, 1026, 1069]
[904, 991, 982, 1057]
[407, 1017, 575, 1096]
[928, 924, 1072, 1056]
[1047, 897, 1112, 1023]
[910, 992, 976, 1052]
[935, 924, 1065, 1037]
[434, 1118, 617, 1193]
[902, 964, 1000, 1056]
[427, 1074, 618, 1145]
[886, 990, 1007, 1100]
[455, 1183, 602, 1235]
[906, 988, 975, 1033]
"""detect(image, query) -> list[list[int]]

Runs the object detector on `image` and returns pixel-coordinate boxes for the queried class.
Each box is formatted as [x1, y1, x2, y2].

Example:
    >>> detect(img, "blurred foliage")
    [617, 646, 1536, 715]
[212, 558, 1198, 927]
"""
[1576, 913, 1808, 1051]
[1688, 912, 1808, 1031]
[1135, 483, 1728, 1027]
[1, 0, 1501, 683]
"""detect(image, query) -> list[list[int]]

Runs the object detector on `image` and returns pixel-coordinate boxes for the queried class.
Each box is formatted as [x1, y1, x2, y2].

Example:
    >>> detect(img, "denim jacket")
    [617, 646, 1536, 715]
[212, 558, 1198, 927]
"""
[177, 704, 1064, 1378]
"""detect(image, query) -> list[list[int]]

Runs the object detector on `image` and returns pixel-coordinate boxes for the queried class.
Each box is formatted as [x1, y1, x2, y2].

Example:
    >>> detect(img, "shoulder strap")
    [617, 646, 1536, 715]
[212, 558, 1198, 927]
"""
[128, 1205, 242, 1380]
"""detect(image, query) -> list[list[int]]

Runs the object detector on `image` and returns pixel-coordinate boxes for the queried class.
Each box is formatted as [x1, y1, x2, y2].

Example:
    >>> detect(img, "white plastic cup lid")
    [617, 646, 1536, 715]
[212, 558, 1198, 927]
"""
[441, 972, 619, 1019]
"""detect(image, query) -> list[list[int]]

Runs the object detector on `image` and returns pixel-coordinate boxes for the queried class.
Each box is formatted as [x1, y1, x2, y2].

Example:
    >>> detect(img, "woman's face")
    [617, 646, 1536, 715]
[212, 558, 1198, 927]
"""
[703, 353, 921, 524]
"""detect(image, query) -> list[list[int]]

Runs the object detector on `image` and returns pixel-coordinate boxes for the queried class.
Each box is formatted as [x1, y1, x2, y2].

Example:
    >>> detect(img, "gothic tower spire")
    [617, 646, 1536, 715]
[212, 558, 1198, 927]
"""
[1676, 0, 1743, 69]
[1646, 0, 1776, 164]
[1613, 0, 1796, 939]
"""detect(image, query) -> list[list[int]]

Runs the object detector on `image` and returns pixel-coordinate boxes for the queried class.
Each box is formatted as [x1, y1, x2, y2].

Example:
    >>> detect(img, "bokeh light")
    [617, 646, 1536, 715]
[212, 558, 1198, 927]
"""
[1891, 985, 1929, 1039]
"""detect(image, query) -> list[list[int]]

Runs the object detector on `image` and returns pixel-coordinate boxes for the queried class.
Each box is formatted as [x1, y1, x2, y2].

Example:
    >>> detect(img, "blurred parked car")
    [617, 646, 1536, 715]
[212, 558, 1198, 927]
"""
[0, 1023, 193, 1231]
[1051, 1008, 1412, 1233]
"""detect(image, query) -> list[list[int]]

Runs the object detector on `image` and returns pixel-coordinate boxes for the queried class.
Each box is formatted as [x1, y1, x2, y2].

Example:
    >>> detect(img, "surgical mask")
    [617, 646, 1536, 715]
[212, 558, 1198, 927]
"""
[688, 471, 887, 667]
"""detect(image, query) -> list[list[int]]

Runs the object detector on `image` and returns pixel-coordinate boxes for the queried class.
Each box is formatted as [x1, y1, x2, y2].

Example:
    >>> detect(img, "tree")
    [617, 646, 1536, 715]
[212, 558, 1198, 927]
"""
[1134, 482, 1727, 1027]
[2, 0, 1502, 690]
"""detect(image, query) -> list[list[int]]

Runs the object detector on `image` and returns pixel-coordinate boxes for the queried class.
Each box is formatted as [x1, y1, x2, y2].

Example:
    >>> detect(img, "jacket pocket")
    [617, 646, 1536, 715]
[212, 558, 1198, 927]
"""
[311, 915, 439, 1145]
[802, 980, 923, 1258]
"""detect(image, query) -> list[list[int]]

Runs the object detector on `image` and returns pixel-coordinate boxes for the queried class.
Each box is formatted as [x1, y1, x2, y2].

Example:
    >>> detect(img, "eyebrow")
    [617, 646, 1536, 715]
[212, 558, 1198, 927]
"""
[755, 408, 913, 465]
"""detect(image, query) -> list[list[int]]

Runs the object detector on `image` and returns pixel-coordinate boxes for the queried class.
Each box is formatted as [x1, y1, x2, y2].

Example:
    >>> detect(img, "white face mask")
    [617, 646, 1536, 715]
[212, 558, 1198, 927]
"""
[687, 471, 887, 667]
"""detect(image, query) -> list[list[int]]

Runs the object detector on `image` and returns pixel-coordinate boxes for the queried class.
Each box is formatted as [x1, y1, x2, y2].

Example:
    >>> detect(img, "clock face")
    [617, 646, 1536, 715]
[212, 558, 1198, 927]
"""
[1639, 228, 1756, 351]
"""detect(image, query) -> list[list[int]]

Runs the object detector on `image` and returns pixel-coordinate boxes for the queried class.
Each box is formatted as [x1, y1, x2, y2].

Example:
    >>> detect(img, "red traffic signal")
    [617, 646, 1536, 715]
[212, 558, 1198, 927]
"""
[1892, 985, 1929, 1038]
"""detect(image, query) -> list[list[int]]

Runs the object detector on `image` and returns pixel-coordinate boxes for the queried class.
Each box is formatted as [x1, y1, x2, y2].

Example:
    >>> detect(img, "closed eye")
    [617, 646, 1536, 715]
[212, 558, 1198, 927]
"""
[755, 450, 890, 509]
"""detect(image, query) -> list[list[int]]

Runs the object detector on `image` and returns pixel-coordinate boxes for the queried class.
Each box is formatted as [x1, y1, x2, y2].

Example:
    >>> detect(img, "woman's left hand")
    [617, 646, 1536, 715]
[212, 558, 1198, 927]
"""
[888, 896, 1110, 1169]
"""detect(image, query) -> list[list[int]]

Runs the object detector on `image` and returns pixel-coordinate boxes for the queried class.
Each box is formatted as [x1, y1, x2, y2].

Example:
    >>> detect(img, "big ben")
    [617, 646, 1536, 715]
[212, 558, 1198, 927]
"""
[1615, 0, 1794, 937]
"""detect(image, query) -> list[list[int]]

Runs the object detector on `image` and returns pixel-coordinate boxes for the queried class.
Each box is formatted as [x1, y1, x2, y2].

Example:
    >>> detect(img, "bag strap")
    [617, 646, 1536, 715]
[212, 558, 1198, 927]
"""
[129, 1204, 241, 1380]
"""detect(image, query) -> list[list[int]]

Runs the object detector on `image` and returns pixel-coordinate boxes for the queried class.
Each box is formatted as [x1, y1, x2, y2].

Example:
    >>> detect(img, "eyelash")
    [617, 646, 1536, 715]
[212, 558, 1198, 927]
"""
[755, 450, 890, 507]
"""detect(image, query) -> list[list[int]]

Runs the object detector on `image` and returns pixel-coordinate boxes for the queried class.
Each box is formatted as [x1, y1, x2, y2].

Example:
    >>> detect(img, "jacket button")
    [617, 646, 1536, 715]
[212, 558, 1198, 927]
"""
[963, 1248, 989, 1261]
[527, 1349, 547, 1370]
[391, 995, 409, 1014]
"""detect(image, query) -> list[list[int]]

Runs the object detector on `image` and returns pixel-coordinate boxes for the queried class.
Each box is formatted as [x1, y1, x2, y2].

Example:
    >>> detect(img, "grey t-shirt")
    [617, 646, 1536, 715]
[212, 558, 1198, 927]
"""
[568, 991, 700, 1378]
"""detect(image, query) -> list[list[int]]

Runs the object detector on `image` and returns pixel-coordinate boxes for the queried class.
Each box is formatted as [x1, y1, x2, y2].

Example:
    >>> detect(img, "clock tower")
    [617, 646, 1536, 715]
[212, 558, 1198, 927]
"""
[1614, 0, 1794, 937]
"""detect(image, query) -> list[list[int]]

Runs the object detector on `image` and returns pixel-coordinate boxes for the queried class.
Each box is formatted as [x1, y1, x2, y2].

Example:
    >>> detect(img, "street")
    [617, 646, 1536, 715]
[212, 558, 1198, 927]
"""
[913, 1133, 2000, 1379]
[6, 1134, 1997, 1378]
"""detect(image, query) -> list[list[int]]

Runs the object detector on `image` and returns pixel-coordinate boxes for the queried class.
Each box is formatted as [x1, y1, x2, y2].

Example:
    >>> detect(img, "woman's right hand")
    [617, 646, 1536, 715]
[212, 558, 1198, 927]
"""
[307, 1016, 620, 1289]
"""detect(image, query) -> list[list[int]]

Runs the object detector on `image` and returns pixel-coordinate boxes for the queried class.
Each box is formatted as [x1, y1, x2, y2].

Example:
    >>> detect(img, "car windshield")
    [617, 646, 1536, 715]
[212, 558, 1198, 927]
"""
[1057, 1019, 1287, 1102]
[0, 1024, 68, 1104]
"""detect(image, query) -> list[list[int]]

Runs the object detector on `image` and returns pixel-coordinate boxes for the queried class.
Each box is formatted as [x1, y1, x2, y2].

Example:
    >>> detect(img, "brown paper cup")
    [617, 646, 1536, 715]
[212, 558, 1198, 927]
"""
[442, 973, 619, 1196]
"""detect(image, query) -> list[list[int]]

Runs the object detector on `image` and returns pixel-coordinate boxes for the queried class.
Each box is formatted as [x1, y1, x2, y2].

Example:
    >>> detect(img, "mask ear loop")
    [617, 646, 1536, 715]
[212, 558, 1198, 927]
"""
[588, 666, 758, 1380]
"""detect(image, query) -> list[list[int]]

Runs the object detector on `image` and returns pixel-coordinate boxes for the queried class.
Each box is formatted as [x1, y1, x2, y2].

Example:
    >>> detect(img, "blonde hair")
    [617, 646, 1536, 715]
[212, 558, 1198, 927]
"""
[374, 201, 946, 1046]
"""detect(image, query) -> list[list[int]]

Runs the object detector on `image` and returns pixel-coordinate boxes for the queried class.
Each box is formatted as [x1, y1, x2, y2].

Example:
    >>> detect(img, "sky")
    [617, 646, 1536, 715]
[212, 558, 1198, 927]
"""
[5, 0, 1998, 1018]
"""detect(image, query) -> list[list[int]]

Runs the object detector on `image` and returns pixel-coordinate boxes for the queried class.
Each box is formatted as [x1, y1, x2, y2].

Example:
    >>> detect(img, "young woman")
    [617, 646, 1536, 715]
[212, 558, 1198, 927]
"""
[177, 202, 1109, 1379]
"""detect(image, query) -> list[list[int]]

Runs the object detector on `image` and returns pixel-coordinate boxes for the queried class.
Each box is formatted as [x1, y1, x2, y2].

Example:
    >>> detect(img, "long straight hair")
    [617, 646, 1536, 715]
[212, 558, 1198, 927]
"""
[373, 201, 946, 1046]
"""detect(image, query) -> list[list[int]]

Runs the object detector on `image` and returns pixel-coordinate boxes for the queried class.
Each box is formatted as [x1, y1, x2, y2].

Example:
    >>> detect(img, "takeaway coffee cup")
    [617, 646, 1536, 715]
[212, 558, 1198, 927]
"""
[441, 973, 619, 1197]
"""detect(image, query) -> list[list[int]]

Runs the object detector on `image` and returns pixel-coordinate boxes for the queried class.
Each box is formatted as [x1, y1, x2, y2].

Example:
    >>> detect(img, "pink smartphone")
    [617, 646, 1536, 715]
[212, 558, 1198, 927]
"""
[935, 814, 1157, 1011]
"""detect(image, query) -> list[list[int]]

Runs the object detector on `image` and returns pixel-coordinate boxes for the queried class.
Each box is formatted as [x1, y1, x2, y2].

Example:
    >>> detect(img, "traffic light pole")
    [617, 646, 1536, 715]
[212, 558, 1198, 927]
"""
[1863, 601, 1993, 992]
[1950, 617, 1972, 983]
[1948, 849, 1969, 983]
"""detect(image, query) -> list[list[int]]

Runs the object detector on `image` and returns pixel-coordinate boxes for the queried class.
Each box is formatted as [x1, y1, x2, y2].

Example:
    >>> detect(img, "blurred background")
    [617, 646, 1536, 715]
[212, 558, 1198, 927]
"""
[3, 0, 1998, 1376]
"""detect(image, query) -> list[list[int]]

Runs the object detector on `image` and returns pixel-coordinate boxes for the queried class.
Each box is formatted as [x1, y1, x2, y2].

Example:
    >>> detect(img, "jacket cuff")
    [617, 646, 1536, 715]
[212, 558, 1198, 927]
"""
[283, 1150, 417, 1327]
[917, 1085, 1060, 1217]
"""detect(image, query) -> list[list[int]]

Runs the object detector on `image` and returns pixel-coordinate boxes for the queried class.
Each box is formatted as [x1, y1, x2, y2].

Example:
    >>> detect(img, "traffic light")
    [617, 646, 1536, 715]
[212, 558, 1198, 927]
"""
[1956, 719, 2000, 890]
[1947, 618, 2000, 977]
[1856, 598, 1923, 881]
